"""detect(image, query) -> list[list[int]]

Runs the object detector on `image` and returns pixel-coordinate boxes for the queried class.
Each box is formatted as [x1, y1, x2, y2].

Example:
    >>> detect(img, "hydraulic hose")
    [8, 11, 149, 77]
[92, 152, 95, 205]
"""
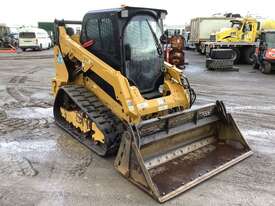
[181, 75, 196, 108]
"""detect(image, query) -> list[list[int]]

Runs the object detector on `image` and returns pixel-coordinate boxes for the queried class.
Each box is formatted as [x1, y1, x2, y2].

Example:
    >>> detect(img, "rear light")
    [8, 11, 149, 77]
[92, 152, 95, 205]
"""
[268, 51, 275, 56]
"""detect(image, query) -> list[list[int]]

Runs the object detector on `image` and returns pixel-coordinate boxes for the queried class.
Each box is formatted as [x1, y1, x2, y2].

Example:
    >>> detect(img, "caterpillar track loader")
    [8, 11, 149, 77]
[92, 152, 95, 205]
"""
[52, 7, 252, 202]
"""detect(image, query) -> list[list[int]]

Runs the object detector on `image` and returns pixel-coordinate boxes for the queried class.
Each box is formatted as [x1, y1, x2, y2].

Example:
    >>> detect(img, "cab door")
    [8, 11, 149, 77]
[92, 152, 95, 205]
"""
[242, 22, 255, 42]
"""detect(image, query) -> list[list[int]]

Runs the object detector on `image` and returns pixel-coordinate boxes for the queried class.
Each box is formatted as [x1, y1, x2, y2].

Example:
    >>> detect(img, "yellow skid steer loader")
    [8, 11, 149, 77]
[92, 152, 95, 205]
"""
[52, 7, 252, 202]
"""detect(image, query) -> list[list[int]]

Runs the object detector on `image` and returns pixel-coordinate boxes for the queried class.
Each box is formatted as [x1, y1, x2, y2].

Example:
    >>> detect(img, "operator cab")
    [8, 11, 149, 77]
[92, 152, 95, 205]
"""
[262, 31, 275, 48]
[80, 7, 167, 99]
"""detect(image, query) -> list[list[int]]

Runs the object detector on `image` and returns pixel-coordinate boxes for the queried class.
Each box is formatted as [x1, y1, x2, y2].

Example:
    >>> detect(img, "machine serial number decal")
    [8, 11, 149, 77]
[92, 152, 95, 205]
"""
[199, 110, 212, 117]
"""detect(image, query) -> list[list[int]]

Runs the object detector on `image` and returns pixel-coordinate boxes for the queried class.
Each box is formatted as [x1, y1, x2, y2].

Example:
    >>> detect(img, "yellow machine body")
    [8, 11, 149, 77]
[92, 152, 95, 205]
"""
[52, 7, 252, 202]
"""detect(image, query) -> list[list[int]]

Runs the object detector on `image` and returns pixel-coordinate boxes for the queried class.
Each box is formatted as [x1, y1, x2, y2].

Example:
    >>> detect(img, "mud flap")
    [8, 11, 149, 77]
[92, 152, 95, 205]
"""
[114, 101, 252, 202]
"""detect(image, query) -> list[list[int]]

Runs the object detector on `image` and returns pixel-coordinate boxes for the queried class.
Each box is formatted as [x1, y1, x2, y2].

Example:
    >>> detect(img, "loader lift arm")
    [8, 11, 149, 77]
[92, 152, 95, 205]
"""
[53, 20, 190, 124]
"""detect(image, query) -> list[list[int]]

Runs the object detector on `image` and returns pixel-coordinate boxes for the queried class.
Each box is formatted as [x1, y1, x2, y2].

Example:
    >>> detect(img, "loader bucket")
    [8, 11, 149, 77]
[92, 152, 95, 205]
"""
[114, 101, 252, 202]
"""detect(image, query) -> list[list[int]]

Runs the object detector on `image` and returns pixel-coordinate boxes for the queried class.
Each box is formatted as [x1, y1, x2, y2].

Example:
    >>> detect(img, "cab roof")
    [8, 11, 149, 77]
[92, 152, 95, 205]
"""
[230, 17, 257, 22]
[86, 6, 167, 15]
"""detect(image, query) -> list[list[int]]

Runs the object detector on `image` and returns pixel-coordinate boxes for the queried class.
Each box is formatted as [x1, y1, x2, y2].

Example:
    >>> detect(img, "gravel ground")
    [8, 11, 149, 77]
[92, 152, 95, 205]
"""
[0, 49, 274, 206]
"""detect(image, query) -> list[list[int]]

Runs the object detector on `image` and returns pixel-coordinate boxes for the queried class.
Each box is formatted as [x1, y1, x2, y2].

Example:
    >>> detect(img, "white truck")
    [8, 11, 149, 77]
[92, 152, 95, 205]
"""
[189, 17, 232, 54]
[18, 27, 52, 51]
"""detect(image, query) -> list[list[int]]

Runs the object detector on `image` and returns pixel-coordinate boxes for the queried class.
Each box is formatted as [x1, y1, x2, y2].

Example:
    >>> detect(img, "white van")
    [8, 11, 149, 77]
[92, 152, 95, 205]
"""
[19, 28, 52, 51]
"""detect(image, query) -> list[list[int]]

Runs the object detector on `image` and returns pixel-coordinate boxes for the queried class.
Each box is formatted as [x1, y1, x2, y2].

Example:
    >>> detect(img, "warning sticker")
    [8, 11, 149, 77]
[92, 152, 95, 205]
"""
[137, 102, 148, 110]
[127, 100, 134, 111]
[157, 98, 166, 106]
[57, 51, 63, 64]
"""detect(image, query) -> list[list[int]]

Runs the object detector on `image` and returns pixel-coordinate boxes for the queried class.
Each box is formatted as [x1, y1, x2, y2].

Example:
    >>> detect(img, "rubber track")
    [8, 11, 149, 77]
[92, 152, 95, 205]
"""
[54, 85, 123, 156]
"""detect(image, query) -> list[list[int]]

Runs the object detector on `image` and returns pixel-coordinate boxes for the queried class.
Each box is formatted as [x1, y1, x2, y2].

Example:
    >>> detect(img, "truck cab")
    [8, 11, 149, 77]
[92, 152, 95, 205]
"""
[213, 18, 259, 43]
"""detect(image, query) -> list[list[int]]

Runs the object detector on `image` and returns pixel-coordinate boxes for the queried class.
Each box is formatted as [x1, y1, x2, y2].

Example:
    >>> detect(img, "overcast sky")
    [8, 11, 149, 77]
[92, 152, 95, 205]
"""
[2, 0, 275, 27]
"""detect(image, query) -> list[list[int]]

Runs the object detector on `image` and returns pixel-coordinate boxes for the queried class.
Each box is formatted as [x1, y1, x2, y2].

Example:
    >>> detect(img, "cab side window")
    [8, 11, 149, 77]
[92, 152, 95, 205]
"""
[83, 16, 119, 68]
[86, 18, 101, 50]
[244, 24, 252, 32]
[85, 17, 115, 54]
[100, 18, 115, 54]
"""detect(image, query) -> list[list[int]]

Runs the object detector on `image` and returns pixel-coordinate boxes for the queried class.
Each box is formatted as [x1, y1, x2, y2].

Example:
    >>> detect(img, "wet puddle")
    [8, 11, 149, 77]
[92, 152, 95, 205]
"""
[6, 107, 53, 119]
[228, 105, 275, 111]
[31, 92, 52, 100]
[243, 129, 275, 137]
[243, 128, 275, 155]
[0, 139, 57, 153]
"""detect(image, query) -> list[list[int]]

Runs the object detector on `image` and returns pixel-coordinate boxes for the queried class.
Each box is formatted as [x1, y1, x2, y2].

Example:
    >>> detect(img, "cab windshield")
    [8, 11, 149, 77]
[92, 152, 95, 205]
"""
[266, 33, 275, 48]
[123, 15, 163, 93]
[231, 21, 242, 30]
